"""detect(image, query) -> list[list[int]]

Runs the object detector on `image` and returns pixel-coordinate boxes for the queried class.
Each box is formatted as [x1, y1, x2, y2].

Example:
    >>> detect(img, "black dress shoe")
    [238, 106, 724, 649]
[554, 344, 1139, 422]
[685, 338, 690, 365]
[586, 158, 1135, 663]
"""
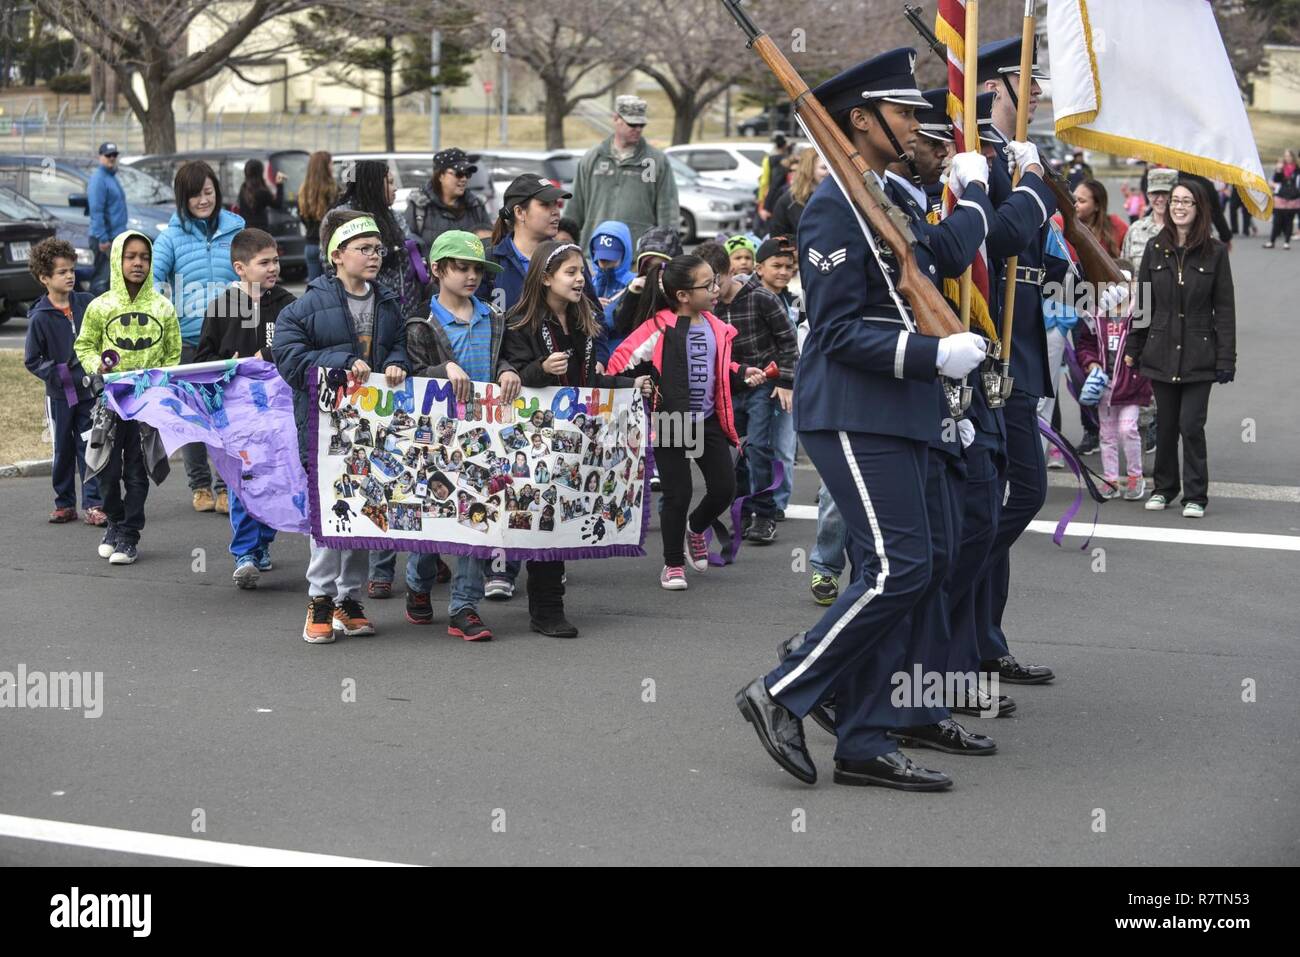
[530, 616, 579, 638]
[833, 751, 952, 791]
[950, 686, 1017, 718]
[888, 718, 997, 756]
[982, 654, 1054, 685]
[776, 634, 836, 735]
[734, 677, 817, 785]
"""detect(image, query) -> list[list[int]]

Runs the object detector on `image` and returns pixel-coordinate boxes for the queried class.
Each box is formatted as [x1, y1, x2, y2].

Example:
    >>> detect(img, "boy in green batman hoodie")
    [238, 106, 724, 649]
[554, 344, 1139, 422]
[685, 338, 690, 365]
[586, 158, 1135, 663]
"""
[74, 230, 181, 565]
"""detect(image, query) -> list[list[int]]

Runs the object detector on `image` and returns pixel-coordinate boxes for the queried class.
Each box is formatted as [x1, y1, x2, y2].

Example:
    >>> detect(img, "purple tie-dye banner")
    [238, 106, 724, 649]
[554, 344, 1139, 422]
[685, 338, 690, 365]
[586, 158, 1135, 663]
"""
[102, 358, 310, 533]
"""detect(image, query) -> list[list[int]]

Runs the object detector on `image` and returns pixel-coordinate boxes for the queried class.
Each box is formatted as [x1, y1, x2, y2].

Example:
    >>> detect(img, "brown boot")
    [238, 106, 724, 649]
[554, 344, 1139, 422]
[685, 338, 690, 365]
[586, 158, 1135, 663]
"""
[192, 488, 216, 512]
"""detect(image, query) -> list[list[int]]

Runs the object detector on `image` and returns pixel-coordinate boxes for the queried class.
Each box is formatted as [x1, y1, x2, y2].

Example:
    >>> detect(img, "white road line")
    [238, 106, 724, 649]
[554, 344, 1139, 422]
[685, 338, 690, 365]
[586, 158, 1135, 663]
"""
[1024, 520, 1300, 551]
[792, 462, 1300, 503]
[781, 505, 1300, 550]
[0, 813, 416, 867]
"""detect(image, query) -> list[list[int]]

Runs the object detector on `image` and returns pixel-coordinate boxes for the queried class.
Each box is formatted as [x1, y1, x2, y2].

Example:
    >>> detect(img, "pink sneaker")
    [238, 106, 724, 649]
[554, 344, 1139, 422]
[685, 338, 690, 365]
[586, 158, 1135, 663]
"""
[660, 565, 688, 590]
[686, 530, 709, 572]
[1046, 447, 1066, 470]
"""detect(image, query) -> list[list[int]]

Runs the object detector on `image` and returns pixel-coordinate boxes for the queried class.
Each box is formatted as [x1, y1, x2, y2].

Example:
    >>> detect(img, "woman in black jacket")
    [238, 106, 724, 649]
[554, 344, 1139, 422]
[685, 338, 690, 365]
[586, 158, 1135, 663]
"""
[767, 148, 827, 242]
[501, 240, 647, 638]
[236, 160, 284, 231]
[1127, 179, 1236, 518]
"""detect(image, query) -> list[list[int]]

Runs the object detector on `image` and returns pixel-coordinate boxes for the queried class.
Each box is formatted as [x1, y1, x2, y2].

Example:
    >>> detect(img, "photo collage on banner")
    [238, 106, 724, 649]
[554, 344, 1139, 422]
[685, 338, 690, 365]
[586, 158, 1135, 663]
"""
[309, 372, 650, 559]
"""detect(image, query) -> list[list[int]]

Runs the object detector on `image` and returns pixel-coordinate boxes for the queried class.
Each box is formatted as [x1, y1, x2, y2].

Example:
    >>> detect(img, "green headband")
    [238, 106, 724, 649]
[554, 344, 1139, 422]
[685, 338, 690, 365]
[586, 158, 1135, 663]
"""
[327, 216, 381, 259]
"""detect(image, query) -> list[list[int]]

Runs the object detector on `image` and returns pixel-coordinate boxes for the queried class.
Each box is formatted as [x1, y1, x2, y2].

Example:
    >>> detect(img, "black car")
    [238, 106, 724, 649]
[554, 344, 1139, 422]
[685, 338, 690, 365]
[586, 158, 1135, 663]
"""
[0, 187, 57, 325]
[737, 103, 799, 138]
[124, 149, 310, 276]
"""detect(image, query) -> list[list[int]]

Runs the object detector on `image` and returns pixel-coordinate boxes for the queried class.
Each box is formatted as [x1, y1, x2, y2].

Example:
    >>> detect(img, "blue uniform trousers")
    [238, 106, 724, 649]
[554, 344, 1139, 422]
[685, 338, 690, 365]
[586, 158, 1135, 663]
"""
[948, 441, 1002, 679]
[979, 390, 1046, 660]
[765, 430, 934, 760]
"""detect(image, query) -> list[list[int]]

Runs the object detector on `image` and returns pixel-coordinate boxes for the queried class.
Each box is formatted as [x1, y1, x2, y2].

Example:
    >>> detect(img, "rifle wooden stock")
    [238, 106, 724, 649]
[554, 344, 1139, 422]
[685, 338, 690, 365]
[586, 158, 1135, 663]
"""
[731, 19, 965, 337]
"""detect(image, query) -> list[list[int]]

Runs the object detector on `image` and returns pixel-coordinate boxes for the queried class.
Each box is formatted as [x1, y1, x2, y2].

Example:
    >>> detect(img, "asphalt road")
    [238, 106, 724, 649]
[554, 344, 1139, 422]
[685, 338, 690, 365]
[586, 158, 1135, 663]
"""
[1, 241, 1297, 867]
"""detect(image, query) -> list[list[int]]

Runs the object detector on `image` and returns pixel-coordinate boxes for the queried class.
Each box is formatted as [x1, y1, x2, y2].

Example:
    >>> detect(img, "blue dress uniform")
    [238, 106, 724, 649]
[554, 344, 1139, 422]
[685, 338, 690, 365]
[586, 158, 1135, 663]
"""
[941, 91, 1059, 691]
[968, 42, 1068, 679]
[761, 51, 996, 769]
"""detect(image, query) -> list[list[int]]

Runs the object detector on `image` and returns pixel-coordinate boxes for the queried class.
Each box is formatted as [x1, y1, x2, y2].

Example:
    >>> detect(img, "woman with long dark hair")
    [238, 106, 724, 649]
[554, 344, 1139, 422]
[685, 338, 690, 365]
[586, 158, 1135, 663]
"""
[1072, 179, 1128, 257]
[406, 147, 492, 255]
[335, 159, 423, 316]
[298, 151, 337, 281]
[235, 159, 284, 231]
[1127, 179, 1236, 518]
[151, 159, 245, 513]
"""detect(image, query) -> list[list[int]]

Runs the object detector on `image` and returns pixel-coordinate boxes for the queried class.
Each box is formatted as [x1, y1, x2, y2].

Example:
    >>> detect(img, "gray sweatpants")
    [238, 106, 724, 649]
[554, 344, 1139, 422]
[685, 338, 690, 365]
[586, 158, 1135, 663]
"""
[307, 544, 367, 601]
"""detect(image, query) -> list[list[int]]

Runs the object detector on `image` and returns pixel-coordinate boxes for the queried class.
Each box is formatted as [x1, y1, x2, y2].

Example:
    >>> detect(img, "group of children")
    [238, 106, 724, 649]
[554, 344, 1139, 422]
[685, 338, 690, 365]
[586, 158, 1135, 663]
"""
[24, 195, 807, 641]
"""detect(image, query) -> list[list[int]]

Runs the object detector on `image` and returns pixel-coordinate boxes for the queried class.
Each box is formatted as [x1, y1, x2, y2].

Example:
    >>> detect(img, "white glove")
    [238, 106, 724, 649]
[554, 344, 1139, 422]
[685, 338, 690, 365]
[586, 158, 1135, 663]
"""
[1097, 282, 1129, 315]
[948, 151, 990, 198]
[958, 419, 976, 449]
[935, 332, 988, 378]
[1005, 140, 1043, 177]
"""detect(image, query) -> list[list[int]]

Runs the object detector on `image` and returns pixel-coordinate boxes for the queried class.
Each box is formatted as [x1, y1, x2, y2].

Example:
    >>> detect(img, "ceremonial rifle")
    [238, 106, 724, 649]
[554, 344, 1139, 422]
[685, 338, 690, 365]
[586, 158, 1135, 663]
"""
[722, 0, 966, 338]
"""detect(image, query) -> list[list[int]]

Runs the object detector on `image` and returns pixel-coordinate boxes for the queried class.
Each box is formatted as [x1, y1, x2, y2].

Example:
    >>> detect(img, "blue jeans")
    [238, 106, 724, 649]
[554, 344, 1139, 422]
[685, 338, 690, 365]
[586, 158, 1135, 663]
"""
[369, 548, 400, 583]
[228, 490, 276, 559]
[488, 558, 521, 584]
[809, 483, 846, 578]
[49, 397, 102, 509]
[409, 553, 487, 614]
[774, 415, 796, 511]
[733, 384, 794, 518]
[304, 243, 324, 281]
[90, 245, 111, 295]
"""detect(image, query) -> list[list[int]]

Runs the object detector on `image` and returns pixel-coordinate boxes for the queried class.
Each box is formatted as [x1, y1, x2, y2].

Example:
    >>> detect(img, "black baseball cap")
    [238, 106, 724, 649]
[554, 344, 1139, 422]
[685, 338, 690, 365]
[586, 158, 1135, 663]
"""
[98, 142, 119, 157]
[756, 236, 796, 263]
[502, 174, 571, 211]
[434, 147, 477, 176]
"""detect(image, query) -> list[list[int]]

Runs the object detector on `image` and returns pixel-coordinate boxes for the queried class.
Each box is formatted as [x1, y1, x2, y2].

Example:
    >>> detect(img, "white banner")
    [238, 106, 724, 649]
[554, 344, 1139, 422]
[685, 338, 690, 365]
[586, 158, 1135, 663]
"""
[309, 371, 650, 560]
[1047, 0, 1272, 217]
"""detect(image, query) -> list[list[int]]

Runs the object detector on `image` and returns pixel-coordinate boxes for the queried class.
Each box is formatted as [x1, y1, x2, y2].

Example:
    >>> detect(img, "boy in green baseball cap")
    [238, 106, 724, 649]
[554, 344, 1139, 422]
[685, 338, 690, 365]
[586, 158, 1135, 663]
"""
[396, 230, 521, 639]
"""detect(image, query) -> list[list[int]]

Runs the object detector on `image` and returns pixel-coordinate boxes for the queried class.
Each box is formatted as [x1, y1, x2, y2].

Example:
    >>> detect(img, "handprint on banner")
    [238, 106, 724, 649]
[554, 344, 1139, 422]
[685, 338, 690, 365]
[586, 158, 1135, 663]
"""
[581, 515, 607, 543]
[331, 498, 356, 533]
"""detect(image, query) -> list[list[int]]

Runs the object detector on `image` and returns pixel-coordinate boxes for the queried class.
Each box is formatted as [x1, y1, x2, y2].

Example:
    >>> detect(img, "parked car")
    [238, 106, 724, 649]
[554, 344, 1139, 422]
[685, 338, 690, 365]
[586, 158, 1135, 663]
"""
[0, 184, 93, 287]
[0, 154, 174, 287]
[330, 151, 494, 218]
[737, 104, 799, 138]
[123, 149, 308, 276]
[663, 142, 771, 191]
[0, 188, 57, 324]
[472, 149, 581, 217]
[668, 156, 753, 242]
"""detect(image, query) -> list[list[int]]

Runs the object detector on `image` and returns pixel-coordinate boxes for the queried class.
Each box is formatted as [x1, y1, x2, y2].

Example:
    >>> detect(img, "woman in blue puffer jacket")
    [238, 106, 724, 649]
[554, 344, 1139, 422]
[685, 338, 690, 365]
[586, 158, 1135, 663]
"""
[152, 159, 246, 513]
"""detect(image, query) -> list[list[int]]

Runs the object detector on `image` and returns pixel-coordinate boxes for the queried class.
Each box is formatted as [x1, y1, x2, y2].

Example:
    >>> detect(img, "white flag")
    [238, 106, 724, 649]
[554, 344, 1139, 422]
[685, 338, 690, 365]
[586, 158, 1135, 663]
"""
[1047, 0, 1272, 217]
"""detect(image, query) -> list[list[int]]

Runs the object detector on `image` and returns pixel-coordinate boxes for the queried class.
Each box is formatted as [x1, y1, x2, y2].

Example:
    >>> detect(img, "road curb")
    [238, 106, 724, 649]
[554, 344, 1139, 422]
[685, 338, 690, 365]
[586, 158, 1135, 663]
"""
[0, 458, 53, 478]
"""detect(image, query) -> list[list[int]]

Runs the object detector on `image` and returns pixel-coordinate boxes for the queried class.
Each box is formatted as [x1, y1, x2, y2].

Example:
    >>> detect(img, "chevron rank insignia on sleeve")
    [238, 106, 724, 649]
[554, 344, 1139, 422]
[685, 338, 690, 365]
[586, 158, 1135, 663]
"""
[807, 247, 847, 273]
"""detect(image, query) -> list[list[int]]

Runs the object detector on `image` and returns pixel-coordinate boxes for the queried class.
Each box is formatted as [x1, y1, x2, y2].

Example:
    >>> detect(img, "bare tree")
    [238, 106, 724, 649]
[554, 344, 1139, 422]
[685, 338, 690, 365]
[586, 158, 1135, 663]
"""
[637, 0, 754, 145]
[475, 0, 645, 149]
[31, 0, 334, 152]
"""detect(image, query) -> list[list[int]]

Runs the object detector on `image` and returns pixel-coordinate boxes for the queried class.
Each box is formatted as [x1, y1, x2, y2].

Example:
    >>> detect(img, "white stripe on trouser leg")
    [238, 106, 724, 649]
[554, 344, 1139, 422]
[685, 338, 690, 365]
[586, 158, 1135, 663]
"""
[770, 431, 890, 698]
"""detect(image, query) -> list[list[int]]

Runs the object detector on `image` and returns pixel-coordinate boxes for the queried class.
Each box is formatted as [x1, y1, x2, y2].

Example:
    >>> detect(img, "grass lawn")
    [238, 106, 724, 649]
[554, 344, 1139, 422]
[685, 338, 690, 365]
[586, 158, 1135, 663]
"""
[0, 349, 54, 466]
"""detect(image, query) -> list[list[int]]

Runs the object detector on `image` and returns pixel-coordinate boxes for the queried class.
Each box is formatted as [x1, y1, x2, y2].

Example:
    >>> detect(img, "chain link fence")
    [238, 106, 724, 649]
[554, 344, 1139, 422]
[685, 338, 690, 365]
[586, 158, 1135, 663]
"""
[0, 100, 362, 157]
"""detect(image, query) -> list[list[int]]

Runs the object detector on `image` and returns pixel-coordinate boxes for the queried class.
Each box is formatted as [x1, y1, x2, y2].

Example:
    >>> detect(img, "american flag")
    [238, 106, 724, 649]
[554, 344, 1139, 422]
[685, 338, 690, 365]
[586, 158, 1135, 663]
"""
[934, 0, 998, 343]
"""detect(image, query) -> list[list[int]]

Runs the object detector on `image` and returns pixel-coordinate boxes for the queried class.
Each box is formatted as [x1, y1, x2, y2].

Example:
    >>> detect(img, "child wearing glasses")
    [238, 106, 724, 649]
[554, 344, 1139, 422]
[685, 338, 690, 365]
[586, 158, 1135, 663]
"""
[607, 254, 765, 591]
[273, 209, 409, 644]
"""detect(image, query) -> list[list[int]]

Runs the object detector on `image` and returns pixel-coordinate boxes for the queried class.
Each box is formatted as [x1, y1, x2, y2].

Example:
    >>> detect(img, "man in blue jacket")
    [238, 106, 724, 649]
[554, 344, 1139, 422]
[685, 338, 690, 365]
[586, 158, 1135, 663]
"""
[87, 143, 128, 295]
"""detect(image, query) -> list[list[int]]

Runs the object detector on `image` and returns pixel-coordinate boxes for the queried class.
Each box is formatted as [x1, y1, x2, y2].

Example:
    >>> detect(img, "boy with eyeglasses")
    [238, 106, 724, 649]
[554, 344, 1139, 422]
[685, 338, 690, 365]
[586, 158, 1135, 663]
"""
[273, 210, 410, 644]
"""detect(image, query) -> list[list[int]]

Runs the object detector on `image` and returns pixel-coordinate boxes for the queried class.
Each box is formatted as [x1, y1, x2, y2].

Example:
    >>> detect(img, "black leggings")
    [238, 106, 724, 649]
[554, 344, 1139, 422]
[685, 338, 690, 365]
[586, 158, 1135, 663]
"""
[1270, 209, 1295, 243]
[654, 415, 736, 566]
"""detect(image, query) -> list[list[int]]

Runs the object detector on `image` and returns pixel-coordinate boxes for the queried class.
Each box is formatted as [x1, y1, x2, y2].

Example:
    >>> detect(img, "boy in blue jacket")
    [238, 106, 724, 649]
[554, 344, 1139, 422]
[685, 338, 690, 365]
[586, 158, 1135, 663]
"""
[588, 220, 635, 364]
[273, 209, 410, 644]
[23, 238, 104, 525]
